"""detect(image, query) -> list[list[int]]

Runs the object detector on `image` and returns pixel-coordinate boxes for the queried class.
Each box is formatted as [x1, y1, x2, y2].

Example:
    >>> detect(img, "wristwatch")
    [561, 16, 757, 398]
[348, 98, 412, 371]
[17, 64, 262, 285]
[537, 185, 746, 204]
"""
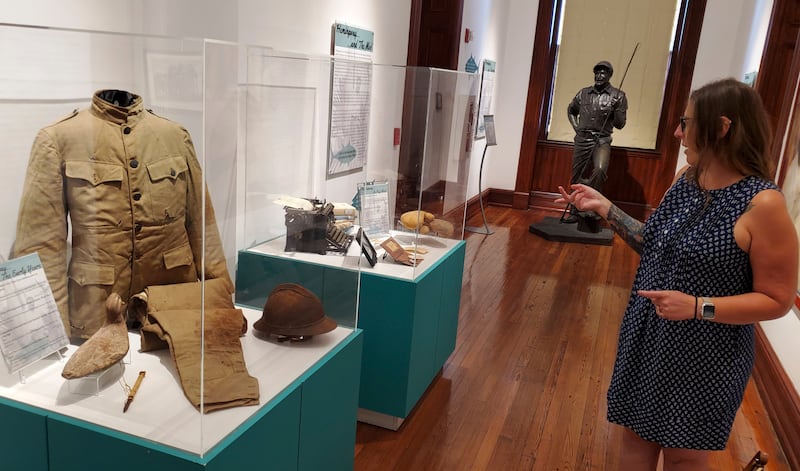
[701, 297, 715, 320]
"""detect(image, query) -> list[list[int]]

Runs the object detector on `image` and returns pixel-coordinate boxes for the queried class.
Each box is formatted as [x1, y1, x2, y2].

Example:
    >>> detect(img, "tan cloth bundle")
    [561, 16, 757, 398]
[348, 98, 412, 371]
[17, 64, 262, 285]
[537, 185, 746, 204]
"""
[129, 279, 259, 413]
[62, 293, 129, 379]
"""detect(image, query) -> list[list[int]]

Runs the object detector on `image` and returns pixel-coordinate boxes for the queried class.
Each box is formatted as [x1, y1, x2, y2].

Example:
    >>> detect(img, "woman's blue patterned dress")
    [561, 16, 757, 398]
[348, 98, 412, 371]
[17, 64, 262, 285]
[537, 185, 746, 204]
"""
[607, 173, 777, 450]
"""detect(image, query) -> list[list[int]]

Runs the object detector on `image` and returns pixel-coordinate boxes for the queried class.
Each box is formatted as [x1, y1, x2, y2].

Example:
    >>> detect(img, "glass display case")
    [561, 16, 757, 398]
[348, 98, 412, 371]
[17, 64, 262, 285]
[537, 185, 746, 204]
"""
[234, 47, 368, 327]
[356, 65, 476, 428]
[236, 48, 478, 285]
[233, 46, 477, 430]
[0, 23, 362, 470]
[365, 64, 478, 277]
[371, 65, 479, 237]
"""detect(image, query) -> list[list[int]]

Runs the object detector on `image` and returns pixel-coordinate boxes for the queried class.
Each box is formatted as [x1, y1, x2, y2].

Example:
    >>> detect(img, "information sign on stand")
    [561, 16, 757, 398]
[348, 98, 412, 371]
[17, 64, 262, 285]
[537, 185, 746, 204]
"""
[0, 253, 69, 374]
[475, 60, 496, 140]
[484, 115, 497, 146]
[355, 181, 390, 237]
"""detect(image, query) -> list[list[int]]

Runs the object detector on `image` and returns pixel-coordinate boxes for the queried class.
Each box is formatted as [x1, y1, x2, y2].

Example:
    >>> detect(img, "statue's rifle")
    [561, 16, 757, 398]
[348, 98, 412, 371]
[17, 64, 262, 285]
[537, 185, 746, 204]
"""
[598, 42, 640, 132]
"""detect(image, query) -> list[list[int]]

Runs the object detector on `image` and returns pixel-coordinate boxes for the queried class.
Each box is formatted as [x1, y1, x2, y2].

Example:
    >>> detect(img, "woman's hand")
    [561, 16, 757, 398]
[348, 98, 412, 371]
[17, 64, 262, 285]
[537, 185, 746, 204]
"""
[556, 184, 612, 219]
[637, 290, 697, 321]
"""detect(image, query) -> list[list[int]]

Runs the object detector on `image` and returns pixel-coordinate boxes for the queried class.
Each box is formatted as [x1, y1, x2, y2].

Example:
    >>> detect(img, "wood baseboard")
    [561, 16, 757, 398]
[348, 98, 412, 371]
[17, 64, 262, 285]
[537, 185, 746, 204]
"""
[480, 189, 653, 220]
[753, 325, 800, 470]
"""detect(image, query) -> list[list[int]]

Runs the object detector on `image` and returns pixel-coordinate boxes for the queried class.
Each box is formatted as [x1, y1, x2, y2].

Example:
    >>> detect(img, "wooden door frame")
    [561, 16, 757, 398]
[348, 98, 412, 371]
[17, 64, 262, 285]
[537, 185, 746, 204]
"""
[765, 0, 800, 186]
[407, 0, 423, 67]
[407, 0, 464, 69]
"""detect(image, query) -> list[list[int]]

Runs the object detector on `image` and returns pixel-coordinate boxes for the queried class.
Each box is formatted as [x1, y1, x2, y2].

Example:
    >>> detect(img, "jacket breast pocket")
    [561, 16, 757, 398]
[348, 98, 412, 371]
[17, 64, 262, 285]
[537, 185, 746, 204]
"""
[146, 156, 188, 220]
[64, 161, 125, 210]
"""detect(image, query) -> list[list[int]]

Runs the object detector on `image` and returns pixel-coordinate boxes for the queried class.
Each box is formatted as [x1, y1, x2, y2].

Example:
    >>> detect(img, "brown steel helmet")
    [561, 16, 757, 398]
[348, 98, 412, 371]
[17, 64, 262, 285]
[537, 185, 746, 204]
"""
[253, 283, 337, 340]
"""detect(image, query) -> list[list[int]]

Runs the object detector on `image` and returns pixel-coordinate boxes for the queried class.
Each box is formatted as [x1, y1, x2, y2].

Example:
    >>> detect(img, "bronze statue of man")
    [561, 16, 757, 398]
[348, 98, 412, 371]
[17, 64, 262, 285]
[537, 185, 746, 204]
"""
[564, 61, 627, 222]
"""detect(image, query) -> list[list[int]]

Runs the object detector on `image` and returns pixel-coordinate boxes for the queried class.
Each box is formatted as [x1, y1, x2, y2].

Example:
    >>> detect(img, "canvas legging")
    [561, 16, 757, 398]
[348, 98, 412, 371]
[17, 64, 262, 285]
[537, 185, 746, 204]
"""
[130, 279, 259, 413]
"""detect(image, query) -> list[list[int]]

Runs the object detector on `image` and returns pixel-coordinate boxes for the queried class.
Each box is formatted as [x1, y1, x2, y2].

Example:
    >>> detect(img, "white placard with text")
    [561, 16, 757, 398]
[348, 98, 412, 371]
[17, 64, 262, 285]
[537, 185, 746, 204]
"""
[0, 253, 69, 374]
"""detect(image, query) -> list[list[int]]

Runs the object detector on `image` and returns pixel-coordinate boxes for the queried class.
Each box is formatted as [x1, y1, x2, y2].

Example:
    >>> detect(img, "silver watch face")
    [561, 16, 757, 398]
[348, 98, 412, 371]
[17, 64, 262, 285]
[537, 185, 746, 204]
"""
[702, 300, 715, 319]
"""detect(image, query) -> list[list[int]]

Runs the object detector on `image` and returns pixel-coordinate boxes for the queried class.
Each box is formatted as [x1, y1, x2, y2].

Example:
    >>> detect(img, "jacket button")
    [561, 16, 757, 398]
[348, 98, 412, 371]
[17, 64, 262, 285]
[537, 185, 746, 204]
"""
[123, 127, 131, 134]
[133, 193, 142, 201]
[135, 224, 142, 233]
[170, 168, 176, 177]
[130, 159, 139, 169]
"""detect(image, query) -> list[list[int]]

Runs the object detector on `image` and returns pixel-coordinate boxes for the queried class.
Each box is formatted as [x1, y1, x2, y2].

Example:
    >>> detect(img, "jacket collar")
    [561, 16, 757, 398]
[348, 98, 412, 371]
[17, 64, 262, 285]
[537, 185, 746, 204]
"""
[91, 90, 145, 125]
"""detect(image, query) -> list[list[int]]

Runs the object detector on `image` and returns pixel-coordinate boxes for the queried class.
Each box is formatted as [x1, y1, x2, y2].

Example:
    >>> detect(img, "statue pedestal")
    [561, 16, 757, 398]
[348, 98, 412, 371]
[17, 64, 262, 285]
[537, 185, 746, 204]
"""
[529, 216, 613, 246]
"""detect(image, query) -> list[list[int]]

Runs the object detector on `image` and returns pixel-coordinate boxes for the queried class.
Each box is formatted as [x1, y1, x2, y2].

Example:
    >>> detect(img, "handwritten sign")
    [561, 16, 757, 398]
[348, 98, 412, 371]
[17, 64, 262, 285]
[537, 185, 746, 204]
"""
[0, 253, 69, 374]
[334, 23, 374, 52]
[328, 23, 374, 178]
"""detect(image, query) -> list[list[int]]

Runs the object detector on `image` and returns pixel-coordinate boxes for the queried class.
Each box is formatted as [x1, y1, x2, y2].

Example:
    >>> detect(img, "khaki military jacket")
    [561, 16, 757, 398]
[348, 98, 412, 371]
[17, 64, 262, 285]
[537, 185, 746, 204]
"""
[13, 90, 232, 339]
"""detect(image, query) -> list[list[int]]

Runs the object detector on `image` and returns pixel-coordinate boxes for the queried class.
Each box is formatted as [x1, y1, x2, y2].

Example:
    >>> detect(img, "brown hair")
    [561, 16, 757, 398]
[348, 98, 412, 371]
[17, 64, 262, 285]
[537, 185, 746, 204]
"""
[687, 78, 773, 185]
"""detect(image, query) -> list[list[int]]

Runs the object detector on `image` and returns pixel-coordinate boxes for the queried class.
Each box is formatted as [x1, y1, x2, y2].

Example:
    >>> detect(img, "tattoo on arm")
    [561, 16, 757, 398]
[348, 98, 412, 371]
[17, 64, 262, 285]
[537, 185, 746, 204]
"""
[607, 204, 644, 254]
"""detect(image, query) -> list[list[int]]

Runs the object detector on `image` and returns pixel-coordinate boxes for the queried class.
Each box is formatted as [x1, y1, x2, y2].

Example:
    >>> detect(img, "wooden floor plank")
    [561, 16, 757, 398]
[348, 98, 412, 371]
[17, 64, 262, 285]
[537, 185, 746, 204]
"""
[354, 206, 791, 470]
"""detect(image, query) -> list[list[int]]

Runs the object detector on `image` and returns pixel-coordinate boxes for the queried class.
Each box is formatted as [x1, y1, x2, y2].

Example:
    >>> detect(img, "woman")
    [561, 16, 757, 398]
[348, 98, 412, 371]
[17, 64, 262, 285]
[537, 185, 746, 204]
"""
[557, 78, 798, 469]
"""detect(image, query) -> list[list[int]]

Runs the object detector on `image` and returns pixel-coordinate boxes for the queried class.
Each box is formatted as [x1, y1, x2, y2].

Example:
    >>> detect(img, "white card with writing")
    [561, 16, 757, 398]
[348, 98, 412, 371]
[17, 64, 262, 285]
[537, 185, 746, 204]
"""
[0, 253, 69, 374]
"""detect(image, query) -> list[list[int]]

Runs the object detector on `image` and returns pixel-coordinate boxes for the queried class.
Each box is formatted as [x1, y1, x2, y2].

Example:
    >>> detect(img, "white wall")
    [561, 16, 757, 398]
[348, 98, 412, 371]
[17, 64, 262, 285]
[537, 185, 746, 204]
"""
[0, 0, 238, 40]
[237, 0, 411, 64]
[435, 0, 537, 196]
[480, 0, 539, 192]
[761, 311, 800, 387]
[0, 0, 139, 32]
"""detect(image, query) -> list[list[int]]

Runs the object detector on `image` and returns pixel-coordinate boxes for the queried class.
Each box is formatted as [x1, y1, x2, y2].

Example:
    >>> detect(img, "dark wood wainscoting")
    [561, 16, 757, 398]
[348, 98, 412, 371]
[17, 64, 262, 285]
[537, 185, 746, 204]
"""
[524, 141, 666, 221]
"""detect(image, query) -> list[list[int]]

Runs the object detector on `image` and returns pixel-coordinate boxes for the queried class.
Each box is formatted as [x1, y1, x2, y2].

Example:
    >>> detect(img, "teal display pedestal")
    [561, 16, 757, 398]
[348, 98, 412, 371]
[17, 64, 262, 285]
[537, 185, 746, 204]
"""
[0, 329, 362, 471]
[236, 236, 465, 430]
